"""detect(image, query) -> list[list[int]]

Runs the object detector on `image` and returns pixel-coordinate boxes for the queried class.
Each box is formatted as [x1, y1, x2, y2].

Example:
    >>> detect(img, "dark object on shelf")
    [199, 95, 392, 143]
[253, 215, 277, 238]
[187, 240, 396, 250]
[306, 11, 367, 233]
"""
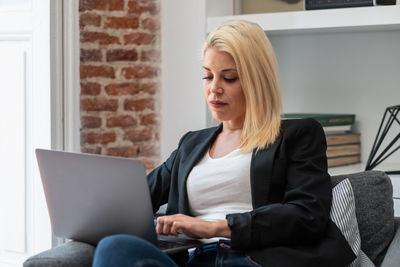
[375, 0, 396, 4]
[305, 0, 373, 10]
[365, 105, 400, 174]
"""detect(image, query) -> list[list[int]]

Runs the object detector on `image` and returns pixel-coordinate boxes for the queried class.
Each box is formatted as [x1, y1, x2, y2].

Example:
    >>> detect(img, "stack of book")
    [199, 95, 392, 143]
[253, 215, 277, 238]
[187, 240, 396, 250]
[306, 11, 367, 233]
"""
[282, 113, 361, 168]
[326, 133, 361, 167]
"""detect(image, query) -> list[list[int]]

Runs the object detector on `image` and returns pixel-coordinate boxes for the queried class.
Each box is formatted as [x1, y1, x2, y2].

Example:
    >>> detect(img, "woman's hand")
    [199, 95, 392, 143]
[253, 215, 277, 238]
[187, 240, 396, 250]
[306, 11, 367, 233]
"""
[156, 214, 231, 239]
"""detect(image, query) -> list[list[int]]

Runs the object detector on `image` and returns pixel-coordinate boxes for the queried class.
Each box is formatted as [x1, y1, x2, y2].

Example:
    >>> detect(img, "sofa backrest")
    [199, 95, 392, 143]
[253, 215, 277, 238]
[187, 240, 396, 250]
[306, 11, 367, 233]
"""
[331, 170, 394, 265]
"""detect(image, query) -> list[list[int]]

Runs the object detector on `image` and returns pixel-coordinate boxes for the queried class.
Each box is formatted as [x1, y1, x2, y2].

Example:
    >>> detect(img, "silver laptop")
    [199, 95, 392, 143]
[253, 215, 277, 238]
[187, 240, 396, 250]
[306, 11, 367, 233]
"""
[36, 149, 215, 254]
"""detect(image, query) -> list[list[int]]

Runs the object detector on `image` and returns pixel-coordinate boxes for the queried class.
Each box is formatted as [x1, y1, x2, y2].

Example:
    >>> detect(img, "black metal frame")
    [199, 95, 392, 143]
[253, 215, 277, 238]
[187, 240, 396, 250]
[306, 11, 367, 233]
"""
[365, 105, 400, 174]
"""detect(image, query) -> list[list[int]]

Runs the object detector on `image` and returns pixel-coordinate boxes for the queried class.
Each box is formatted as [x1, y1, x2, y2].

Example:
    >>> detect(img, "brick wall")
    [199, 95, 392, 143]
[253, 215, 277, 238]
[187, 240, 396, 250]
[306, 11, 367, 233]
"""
[79, 0, 161, 171]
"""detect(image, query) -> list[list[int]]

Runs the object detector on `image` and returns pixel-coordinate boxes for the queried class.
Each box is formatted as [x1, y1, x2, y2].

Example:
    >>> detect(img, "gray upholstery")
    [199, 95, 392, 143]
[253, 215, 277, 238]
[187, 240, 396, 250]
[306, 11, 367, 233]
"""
[380, 218, 400, 267]
[23, 241, 95, 267]
[24, 171, 399, 267]
[331, 171, 395, 265]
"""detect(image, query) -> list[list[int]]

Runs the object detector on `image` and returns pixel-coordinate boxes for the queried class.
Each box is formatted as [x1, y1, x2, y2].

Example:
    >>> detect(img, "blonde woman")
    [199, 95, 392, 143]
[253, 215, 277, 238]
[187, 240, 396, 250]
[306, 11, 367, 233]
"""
[92, 20, 355, 267]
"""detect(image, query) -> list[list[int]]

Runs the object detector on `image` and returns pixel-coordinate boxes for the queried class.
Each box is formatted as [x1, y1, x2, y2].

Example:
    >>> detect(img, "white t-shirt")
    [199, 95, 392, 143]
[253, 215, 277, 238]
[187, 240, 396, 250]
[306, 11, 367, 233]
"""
[186, 148, 253, 221]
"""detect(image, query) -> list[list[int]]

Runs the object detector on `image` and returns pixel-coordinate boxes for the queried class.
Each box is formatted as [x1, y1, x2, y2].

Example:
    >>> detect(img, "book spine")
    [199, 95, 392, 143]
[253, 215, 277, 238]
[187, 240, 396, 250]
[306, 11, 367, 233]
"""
[282, 114, 355, 127]
[328, 155, 361, 167]
[316, 117, 355, 127]
[305, 0, 373, 10]
[326, 144, 360, 158]
[326, 134, 360, 145]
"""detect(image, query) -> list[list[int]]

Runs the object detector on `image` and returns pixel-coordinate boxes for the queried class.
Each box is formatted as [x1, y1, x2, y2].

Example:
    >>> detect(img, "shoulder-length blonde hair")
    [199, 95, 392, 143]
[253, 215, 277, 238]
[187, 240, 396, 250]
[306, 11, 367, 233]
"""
[202, 20, 282, 152]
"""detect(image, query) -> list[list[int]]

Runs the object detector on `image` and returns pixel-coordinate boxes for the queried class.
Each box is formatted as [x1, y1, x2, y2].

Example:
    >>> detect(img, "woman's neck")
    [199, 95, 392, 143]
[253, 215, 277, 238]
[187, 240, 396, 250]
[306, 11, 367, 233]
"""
[222, 118, 244, 133]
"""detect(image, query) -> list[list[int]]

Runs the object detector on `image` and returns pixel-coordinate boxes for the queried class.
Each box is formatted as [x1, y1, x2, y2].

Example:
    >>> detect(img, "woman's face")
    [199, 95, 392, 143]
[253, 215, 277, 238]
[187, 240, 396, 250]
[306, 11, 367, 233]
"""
[202, 48, 246, 126]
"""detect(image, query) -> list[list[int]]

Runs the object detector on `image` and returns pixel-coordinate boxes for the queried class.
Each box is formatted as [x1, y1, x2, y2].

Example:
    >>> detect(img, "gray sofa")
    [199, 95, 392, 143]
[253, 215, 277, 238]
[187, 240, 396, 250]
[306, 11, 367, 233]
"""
[24, 171, 400, 267]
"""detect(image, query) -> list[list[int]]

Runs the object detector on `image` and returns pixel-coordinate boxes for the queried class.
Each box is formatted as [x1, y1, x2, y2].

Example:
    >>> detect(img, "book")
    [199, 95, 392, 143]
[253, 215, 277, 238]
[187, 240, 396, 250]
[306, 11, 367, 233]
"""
[327, 144, 361, 158]
[326, 134, 360, 146]
[328, 155, 361, 167]
[305, 0, 373, 10]
[282, 113, 355, 127]
[323, 125, 352, 134]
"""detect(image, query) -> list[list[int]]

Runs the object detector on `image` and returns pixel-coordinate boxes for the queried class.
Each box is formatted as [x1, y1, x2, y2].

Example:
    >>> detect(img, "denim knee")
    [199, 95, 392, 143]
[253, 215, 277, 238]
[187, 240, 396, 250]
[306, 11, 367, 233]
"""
[97, 234, 145, 251]
[93, 234, 178, 267]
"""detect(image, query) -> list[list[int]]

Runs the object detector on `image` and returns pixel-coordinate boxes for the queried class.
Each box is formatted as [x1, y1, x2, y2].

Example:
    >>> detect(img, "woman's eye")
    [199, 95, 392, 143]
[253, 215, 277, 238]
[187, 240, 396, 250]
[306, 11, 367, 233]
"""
[202, 76, 212, 80]
[224, 77, 237, 83]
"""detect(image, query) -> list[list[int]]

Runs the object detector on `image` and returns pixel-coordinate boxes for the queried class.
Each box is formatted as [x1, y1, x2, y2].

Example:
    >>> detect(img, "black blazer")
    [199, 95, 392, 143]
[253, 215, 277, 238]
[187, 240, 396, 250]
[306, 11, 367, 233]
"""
[147, 118, 356, 267]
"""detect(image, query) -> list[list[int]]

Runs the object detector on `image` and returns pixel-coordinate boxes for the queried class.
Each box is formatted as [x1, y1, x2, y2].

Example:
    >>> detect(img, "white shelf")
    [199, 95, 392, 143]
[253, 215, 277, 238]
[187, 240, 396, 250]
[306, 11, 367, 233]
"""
[207, 5, 400, 35]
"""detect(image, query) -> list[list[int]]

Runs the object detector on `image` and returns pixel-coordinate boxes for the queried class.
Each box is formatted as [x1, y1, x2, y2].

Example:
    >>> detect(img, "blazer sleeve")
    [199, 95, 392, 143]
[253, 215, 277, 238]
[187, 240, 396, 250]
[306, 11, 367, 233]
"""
[227, 119, 332, 248]
[146, 131, 190, 213]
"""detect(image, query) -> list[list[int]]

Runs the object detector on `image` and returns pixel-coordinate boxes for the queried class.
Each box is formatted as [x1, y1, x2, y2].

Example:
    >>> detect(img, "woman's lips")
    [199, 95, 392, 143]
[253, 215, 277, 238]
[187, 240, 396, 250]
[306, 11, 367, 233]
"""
[209, 100, 228, 109]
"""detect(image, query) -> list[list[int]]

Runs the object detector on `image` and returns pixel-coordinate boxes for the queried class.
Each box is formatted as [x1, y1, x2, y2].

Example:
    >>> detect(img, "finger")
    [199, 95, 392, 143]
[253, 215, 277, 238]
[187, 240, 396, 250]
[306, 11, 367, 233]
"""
[155, 217, 164, 234]
[163, 218, 173, 235]
[170, 221, 183, 237]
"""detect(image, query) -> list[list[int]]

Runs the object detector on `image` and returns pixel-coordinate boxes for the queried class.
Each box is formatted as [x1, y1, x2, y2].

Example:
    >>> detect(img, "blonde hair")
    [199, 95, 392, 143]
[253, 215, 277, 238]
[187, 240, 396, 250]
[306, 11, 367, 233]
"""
[203, 20, 282, 152]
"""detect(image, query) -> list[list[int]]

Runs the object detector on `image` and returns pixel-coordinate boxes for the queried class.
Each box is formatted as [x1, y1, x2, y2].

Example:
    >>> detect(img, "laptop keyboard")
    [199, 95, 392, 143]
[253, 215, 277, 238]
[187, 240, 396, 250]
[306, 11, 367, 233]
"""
[158, 238, 202, 250]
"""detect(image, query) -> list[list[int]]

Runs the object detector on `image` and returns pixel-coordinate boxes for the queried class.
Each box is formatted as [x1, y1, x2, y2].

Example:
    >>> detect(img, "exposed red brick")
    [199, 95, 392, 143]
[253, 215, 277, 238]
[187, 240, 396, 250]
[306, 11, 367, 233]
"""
[139, 143, 159, 157]
[107, 146, 139, 158]
[81, 98, 118, 112]
[124, 32, 155, 45]
[81, 31, 120, 45]
[79, 0, 161, 164]
[109, 0, 124, 11]
[80, 0, 107, 11]
[81, 82, 101, 95]
[122, 66, 154, 79]
[142, 18, 160, 31]
[140, 49, 160, 62]
[81, 147, 102, 154]
[141, 82, 157, 94]
[80, 13, 101, 28]
[105, 16, 139, 29]
[140, 113, 157, 126]
[81, 49, 102, 62]
[81, 116, 102, 128]
[124, 98, 154, 111]
[81, 131, 116, 145]
[105, 83, 139, 95]
[128, 0, 158, 15]
[106, 49, 138, 62]
[106, 115, 137, 127]
[80, 0, 124, 11]
[124, 127, 153, 142]
[80, 65, 115, 78]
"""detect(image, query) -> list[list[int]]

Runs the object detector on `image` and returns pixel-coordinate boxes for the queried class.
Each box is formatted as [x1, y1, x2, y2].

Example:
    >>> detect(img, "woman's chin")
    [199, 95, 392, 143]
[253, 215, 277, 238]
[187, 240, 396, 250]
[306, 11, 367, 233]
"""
[210, 114, 225, 122]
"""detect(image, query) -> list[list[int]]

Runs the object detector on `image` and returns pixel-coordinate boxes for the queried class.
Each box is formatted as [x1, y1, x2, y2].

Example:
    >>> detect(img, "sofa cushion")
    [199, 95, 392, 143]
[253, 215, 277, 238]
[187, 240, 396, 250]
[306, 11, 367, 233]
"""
[23, 241, 95, 267]
[331, 171, 394, 265]
[330, 178, 374, 267]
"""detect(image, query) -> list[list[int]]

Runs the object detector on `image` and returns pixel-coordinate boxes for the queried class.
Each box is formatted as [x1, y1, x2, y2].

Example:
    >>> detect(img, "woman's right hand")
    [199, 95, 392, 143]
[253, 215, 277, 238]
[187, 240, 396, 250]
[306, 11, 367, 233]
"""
[156, 214, 231, 239]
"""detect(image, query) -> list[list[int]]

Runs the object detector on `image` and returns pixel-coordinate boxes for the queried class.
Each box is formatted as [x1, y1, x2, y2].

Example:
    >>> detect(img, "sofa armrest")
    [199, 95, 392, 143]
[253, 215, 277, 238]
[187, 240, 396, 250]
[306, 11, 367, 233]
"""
[23, 241, 95, 267]
[380, 217, 400, 267]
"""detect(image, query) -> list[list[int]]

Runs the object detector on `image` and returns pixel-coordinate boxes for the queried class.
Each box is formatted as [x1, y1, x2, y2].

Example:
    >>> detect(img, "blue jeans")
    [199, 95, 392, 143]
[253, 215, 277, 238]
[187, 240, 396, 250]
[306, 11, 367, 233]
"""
[92, 234, 260, 267]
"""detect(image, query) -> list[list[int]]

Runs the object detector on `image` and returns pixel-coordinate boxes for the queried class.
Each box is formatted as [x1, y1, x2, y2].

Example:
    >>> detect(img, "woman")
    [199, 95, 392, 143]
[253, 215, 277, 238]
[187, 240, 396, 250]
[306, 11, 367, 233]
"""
[92, 20, 356, 267]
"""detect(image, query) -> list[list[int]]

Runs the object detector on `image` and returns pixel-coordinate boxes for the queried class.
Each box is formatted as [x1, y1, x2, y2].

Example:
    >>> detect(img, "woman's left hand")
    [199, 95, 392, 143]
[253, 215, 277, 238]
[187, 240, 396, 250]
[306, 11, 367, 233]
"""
[156, 214, 231, 239]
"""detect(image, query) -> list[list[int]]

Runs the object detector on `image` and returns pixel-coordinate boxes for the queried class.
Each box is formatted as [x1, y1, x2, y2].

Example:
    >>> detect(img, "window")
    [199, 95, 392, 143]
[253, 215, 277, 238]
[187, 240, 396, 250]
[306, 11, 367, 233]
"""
[0, 0, 51, 265]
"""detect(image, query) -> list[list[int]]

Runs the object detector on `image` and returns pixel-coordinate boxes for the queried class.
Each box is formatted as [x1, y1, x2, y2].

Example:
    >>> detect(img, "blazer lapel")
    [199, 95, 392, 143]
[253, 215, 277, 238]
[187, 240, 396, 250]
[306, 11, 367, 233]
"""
[250, 135, 282, 208]
[178, 124, 222, 214]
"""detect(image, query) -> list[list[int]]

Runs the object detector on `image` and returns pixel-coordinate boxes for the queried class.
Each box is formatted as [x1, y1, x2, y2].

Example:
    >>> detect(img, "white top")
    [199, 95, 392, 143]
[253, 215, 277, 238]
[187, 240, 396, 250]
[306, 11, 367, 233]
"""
[186, 148, 253, 221]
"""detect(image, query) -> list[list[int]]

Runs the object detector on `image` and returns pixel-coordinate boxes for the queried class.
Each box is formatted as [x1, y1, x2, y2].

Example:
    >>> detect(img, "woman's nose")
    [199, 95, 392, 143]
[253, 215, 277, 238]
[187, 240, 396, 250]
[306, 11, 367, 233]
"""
[210, 79, 223, 94]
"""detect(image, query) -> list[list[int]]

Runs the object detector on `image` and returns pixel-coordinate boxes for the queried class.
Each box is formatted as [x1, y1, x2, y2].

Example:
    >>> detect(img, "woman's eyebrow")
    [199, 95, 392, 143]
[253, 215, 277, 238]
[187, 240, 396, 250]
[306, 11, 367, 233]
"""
[202, 66, 237, 72]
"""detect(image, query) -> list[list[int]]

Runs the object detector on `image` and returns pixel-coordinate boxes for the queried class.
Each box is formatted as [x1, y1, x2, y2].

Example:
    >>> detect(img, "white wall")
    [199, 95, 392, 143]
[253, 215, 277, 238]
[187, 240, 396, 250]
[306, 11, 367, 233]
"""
[161, 0, 242, 160]
[269, 30, 400, 164]
[161, 0, 208, 160]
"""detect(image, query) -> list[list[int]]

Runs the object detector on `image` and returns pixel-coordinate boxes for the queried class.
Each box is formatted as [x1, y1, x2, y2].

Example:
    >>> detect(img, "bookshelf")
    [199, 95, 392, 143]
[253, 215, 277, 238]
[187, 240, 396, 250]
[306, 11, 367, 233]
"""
[207, 5, 400, 35]
[206, 4, 400, 167]
[206, 3, 400, 215]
